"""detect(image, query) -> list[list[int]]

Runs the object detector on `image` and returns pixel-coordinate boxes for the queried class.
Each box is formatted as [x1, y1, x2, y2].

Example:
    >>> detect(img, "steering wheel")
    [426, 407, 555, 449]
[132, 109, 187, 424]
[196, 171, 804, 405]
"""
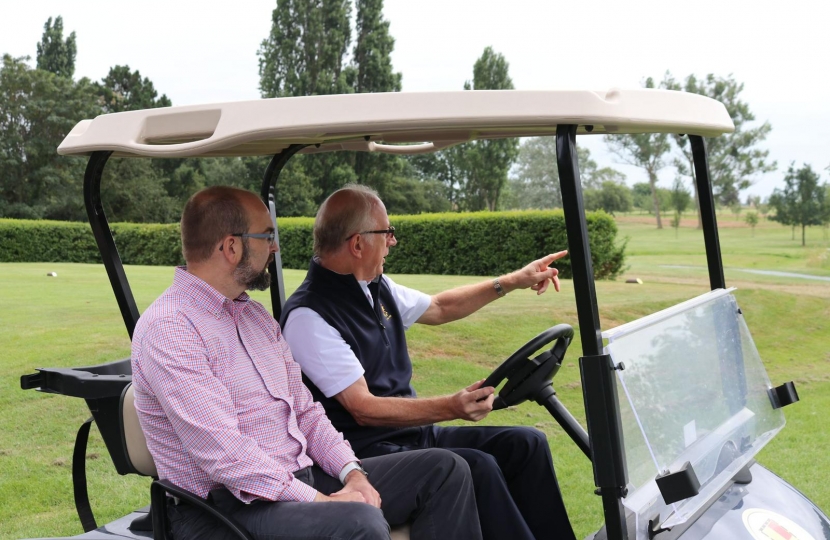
[482, 324, 574, 410]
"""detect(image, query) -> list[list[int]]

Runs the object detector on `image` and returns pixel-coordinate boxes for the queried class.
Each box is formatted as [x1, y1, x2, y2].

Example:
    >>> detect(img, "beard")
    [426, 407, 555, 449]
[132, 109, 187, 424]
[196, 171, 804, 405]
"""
[233, 242, 271, 291]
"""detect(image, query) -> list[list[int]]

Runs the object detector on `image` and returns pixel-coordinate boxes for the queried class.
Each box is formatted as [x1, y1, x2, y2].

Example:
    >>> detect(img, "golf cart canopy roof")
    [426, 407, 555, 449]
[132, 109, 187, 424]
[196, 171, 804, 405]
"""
[57, 89, 734, 158]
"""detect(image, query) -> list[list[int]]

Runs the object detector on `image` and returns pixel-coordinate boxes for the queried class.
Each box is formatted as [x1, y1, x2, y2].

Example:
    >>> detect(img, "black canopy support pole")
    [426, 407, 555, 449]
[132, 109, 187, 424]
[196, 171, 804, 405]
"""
[83, 151, 140, 339]
[556, 125, 602, 357]
[689, 135, 726, 290]
[260, 144, 308, 321]
[556, 125, 628, 540]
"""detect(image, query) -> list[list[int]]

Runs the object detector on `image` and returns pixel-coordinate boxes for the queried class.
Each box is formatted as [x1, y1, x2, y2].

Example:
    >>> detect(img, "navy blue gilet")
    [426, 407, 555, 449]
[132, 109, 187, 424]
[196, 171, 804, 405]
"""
[281, 258, 419, 453]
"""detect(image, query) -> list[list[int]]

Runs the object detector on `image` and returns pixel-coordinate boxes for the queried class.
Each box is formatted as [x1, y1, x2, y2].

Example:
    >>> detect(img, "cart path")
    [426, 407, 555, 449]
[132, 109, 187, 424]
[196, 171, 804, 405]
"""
[661, 265, 830, 282]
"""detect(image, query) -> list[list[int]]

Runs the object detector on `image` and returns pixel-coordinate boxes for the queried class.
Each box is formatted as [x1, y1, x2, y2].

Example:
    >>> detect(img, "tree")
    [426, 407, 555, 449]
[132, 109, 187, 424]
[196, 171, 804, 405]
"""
[605, 77, 671, 228]
[665, 73, 776, 226]
[100, 159, 179, 223]
[258, 0, 354, 98]
[258, 0, 356, 201]
[669, 177, 691, 237]
[258, 0, 422, 206]
[459, 47, 519, 211]
[350, 0, 405, 194]
[0, 55, 101, 220]
[768, 164, 828, 246]
[96, 65, 172, 113]
[508, 138, 625, 210]
[352, 0, 401, 95]
[508, 137, 563, 209]
[744, 211, 759, 237]
[36, 16, 76, 78]
[409, 145, 468, 209]
[583, 181, 633, 216]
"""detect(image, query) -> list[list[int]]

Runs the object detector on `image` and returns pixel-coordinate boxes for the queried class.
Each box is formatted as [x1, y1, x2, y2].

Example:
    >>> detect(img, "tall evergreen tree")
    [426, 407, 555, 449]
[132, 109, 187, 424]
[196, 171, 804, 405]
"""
[258, 0, 356, 204]
[461, 47, 519, 211]
[605, 77, 671, 228]
[352, 0, 401, 94]
[350, 0, 405, 195]
[36, 16, 76, 78]
[258, 0, 354, 98]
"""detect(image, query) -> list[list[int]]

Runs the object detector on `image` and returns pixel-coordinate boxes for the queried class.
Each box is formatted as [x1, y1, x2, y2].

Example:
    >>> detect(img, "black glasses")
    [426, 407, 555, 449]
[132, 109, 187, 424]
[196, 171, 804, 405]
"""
[346, 226, 395, 241]
[231, 232, 277, 244]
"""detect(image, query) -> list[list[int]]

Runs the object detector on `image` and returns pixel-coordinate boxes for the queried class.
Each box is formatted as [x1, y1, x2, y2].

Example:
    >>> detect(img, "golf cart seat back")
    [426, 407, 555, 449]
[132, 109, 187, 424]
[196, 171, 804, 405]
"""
[602, 289, 788, 539]
[121, 385, 157, 477]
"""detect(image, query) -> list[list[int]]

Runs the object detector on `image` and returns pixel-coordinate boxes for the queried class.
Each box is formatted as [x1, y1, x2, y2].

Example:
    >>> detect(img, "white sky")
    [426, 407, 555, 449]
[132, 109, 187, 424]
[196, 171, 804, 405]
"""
[4, 0, 829, 198]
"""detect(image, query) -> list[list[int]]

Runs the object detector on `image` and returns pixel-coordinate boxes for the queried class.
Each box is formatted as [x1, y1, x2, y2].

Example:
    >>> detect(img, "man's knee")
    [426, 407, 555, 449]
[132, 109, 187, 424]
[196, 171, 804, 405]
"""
[417, 448, 473, 486]
[339, 503, 389, 540]
[453, 447, 499, 472]
[507, 427, 551, 458]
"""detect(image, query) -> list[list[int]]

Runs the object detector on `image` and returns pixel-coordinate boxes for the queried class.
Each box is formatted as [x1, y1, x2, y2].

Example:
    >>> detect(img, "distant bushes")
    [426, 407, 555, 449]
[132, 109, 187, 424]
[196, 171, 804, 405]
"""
[0, 210, 626, 279]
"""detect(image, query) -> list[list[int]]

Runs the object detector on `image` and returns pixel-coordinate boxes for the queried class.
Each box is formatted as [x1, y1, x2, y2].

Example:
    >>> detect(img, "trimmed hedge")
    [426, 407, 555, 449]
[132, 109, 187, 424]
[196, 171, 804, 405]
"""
[0, 210, 626, 279]
[0, 219, 184, 266]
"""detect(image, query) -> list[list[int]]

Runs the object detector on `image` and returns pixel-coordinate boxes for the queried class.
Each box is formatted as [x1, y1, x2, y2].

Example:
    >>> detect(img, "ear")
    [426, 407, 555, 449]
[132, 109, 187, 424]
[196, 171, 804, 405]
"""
[346, 234, 364, 259]
[219, 235, 243, 264]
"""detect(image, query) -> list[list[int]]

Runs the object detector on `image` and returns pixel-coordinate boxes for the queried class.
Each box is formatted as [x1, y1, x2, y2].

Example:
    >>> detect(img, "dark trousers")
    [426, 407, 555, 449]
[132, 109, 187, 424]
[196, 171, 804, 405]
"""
[360, 425, 577, 540]
[168, 448, 482, 540]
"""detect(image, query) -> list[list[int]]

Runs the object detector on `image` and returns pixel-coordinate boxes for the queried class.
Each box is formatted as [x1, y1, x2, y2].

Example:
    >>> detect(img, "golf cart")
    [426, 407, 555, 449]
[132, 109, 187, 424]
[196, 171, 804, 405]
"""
[20, 89, 830, 540]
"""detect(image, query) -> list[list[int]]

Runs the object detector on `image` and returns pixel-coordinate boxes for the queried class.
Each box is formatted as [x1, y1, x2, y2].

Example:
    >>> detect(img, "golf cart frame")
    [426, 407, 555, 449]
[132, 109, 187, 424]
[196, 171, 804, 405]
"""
[20, 89, 813, 540]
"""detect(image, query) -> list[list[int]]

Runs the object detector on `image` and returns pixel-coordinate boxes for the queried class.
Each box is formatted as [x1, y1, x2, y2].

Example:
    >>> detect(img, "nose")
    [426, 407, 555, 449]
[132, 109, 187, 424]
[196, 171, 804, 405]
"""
[388, 233, 397, 247]
[270, 240, 279, 254]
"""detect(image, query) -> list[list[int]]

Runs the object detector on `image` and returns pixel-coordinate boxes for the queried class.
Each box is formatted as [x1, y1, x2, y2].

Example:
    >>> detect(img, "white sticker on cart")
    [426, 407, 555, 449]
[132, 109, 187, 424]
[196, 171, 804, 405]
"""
[742, 508, 816, 540]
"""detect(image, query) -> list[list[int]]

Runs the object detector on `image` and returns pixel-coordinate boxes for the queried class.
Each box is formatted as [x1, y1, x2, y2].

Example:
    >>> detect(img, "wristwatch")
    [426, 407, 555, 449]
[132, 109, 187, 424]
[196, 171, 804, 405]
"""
[339, 461, 369, 484]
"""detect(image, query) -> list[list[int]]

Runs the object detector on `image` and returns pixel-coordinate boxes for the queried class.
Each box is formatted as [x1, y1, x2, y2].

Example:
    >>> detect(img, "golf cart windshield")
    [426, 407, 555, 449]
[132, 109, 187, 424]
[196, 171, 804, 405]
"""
[603, 289, 785, 537]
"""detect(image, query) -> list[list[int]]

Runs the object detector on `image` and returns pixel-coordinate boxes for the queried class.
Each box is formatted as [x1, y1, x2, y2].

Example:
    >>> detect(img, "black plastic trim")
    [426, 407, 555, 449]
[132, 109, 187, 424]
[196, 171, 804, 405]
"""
[84, 151, 141, 338]
[655, 461, 701, 505]
[151, 479, 254, 540]
[689, 136, 725, 291]
[769, 381, 800, 409]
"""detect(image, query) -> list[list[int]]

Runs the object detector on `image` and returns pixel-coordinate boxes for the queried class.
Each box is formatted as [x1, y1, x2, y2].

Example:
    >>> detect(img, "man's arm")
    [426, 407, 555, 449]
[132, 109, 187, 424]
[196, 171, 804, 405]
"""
[417, 251, 567, 325]
[333, 376, 494, 427]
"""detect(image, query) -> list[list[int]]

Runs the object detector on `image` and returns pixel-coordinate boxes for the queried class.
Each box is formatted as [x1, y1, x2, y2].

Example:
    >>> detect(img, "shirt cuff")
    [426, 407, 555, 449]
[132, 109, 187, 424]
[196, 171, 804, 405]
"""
[280, 476, 319, 503]
[318, 442, 359, 480]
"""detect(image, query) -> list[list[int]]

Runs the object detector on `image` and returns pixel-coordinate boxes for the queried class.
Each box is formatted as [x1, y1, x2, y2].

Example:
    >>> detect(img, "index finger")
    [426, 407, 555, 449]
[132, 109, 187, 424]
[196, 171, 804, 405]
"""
[539, 250, 568, 266]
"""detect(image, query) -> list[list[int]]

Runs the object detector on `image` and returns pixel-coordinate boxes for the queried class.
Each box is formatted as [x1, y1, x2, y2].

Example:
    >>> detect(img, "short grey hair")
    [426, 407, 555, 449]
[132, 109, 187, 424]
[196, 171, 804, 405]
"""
[314, 184, 380, 257]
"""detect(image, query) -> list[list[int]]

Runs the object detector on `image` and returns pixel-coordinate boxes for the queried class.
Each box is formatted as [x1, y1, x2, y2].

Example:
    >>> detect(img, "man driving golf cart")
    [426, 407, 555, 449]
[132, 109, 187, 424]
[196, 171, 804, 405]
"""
[281, 184, 574, 540]
[20, 88, 829, 540]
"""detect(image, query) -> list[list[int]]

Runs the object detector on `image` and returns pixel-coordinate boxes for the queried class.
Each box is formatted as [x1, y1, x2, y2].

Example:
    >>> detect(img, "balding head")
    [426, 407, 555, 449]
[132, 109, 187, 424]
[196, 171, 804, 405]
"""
[181, 186, 261, 264]
[314, 184, 381, 257]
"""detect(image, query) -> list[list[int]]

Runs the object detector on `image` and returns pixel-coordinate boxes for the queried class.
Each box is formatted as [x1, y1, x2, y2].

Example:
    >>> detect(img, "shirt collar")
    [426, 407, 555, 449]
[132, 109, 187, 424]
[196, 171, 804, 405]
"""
[172, 266, 250, 317]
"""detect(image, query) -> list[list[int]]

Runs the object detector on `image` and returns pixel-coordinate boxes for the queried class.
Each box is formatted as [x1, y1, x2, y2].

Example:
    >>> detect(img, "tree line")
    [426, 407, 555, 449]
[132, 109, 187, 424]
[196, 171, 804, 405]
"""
[2, 2, 828, 242]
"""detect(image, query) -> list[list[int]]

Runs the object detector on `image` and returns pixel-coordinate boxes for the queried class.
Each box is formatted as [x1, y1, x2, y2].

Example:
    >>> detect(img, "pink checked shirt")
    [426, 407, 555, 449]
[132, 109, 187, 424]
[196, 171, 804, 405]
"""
[131, 267, 357, 503]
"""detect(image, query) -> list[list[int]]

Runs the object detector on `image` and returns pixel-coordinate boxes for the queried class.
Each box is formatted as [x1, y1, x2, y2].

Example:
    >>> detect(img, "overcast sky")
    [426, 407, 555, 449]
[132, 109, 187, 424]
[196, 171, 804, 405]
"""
[4, 0, 829, 198]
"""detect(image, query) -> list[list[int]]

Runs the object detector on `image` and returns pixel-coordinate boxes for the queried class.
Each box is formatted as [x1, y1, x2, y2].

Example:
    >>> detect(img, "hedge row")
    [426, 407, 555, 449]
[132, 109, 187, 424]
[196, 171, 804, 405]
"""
[0, 210, 626, 279]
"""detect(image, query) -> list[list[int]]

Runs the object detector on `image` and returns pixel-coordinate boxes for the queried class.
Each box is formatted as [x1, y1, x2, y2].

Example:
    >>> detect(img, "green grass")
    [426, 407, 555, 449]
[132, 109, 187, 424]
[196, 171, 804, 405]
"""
[1, 218, 829, 539]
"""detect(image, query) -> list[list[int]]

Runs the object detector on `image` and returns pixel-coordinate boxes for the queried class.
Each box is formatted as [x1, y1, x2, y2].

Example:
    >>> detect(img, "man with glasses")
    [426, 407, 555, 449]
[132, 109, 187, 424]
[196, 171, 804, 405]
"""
[282, 184, 574, 540]
[131, 186, 482, 540]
